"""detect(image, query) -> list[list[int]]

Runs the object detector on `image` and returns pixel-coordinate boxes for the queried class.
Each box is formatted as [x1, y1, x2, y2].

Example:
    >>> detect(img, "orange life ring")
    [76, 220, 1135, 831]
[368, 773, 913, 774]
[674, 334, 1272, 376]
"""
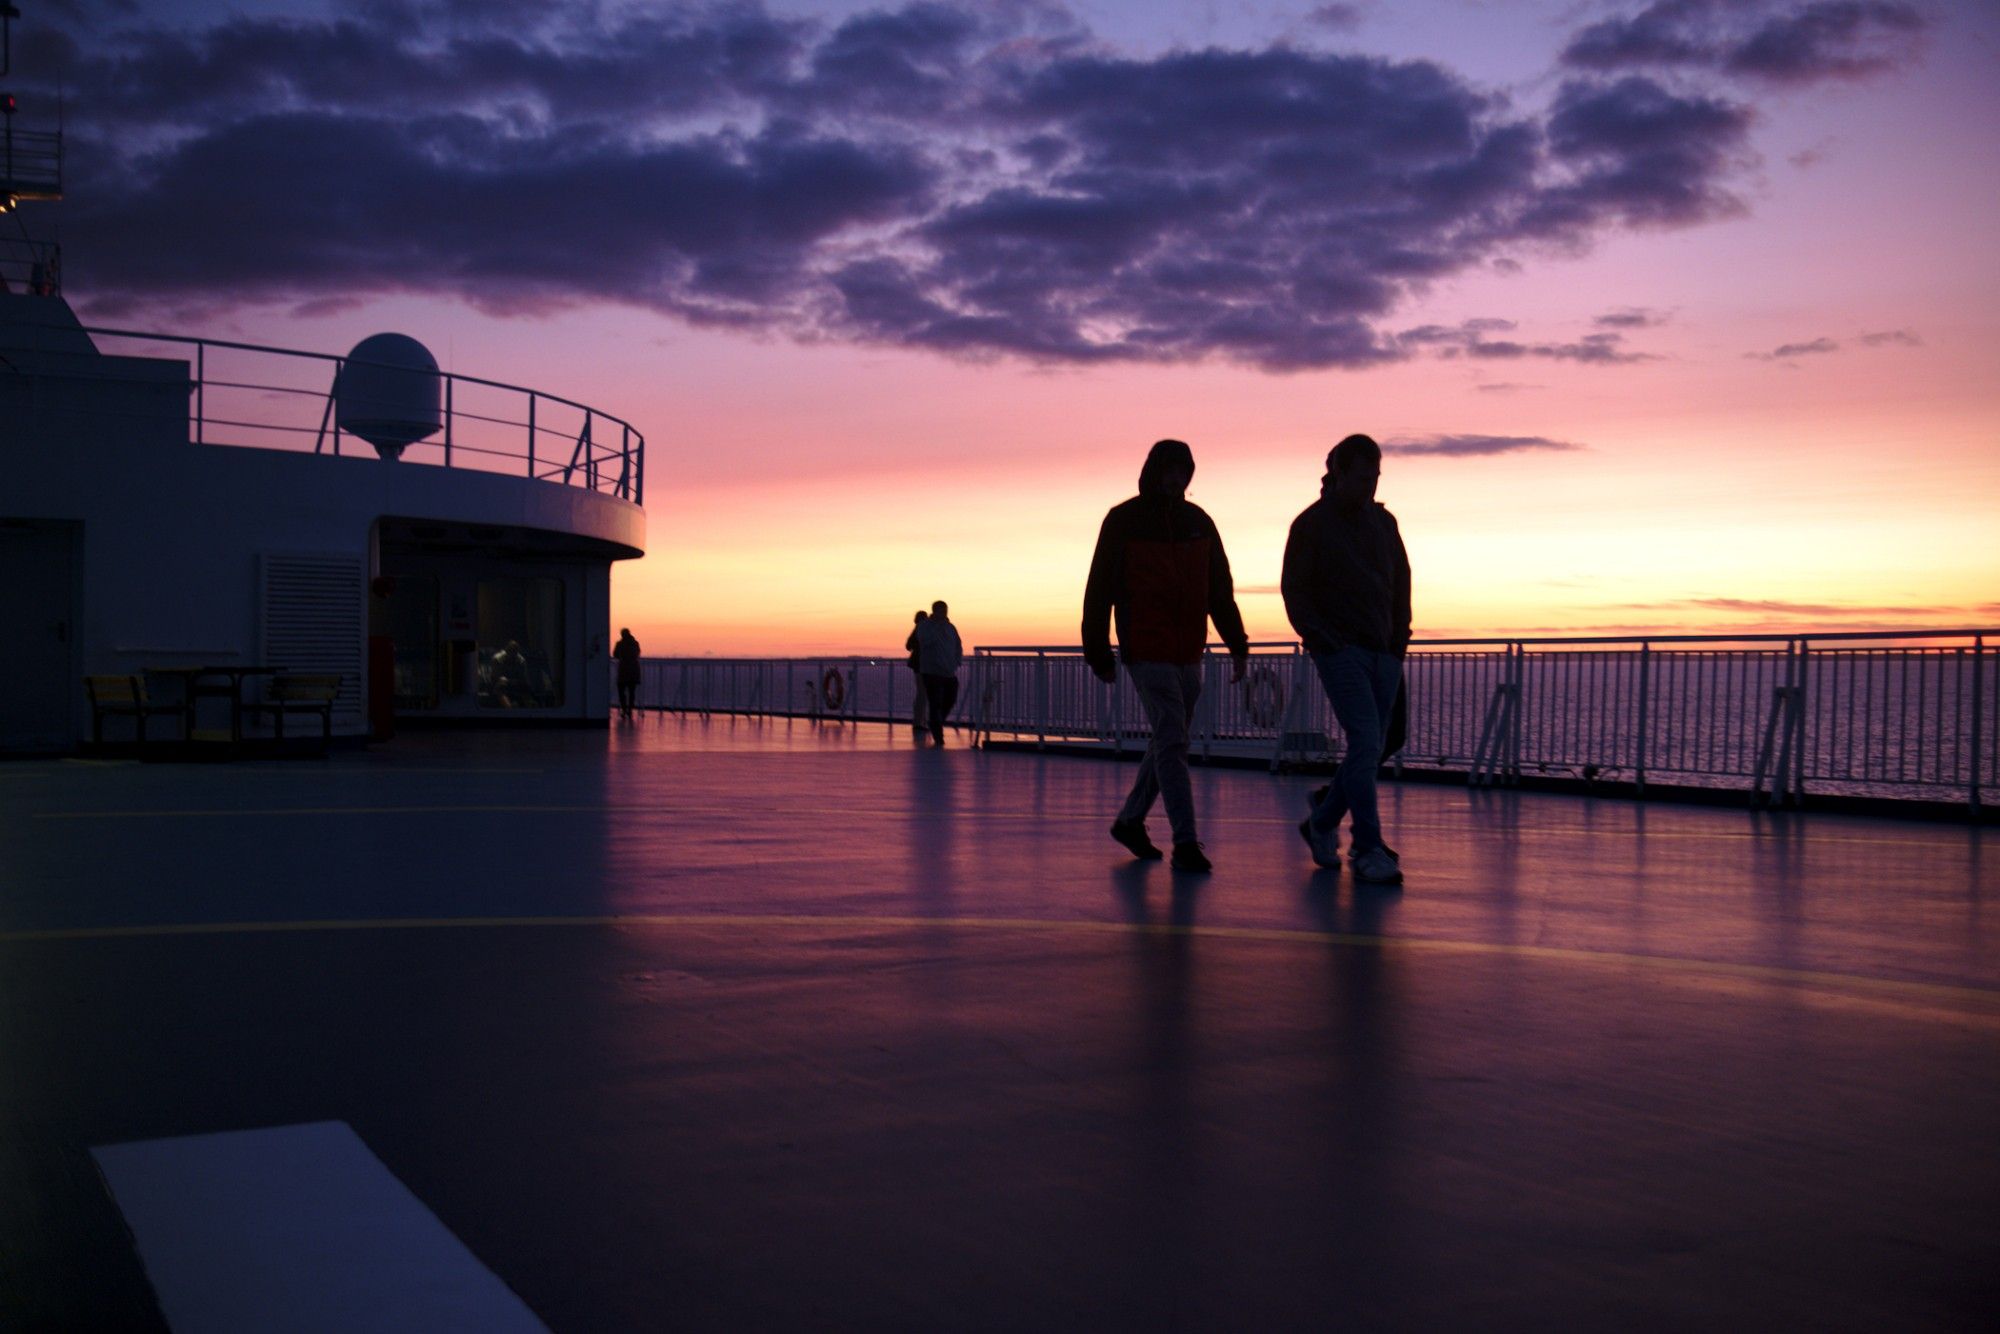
[821, 668, 846, 712]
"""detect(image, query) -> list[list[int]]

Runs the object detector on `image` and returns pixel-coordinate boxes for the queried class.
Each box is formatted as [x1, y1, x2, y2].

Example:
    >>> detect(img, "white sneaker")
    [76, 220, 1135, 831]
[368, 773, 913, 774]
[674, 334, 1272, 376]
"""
[1350, 846, 1404, 885]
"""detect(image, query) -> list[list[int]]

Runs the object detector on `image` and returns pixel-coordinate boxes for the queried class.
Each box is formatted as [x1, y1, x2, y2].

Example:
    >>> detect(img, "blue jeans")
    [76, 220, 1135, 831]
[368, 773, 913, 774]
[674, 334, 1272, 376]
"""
[1117, 661, 1203, 845]
[1308, 647, 1403, 853]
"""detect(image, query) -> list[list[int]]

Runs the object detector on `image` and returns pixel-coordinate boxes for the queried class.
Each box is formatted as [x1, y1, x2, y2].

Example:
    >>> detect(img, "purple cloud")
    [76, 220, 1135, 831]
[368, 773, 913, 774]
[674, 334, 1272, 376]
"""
[1748, 336, 1841, 359]
[1306, 4, 1365, 32]
[1859, 328, 1922, 347]
[1562, 0, 1926, 85]
[1399, 320, 1657, 364]
[1384, 434, 1587, 457]
[0, 1, 1880, 370]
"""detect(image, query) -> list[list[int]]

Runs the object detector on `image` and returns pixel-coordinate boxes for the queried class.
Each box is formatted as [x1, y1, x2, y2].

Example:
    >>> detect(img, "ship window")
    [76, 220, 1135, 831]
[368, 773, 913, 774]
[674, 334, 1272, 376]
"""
[386, 575, 440, 710]
[477, 577, 564, 709]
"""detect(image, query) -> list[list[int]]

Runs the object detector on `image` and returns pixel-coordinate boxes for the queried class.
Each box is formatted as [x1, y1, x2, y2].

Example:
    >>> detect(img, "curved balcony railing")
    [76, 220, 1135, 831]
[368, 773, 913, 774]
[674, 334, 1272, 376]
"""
[7, 322, 645, 502]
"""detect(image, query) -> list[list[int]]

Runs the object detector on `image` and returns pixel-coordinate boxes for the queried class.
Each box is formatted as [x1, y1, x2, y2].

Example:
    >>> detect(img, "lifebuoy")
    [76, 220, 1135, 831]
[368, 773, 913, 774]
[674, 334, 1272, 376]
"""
[1243, 666, 1284, 728]
[821, 668, 846, 712]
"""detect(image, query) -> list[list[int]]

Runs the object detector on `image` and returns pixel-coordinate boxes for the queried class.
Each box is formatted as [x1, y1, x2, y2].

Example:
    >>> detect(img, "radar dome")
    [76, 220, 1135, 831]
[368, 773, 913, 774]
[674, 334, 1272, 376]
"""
[337, 333, 442, 461]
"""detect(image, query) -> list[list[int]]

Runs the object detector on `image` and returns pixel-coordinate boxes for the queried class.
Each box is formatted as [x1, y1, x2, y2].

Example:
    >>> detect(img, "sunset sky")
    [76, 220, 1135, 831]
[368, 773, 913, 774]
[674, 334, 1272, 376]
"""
[20, 0, 2000, 653]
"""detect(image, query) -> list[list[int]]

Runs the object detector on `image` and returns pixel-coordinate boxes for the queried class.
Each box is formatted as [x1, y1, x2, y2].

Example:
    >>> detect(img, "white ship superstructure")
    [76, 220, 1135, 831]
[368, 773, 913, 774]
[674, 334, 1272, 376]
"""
[0, 5, 647, 750]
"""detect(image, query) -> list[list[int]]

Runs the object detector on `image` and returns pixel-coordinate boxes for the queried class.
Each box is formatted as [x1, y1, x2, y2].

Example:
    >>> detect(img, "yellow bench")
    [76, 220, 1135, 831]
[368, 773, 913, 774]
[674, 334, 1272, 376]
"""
[84, 674, 182, 745]
[244, 673, 342, 746]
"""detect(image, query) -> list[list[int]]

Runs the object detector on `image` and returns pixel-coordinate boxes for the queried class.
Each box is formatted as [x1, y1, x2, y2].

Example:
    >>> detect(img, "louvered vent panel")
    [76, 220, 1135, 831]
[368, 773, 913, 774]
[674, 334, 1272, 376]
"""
[260, 554, 365, 723]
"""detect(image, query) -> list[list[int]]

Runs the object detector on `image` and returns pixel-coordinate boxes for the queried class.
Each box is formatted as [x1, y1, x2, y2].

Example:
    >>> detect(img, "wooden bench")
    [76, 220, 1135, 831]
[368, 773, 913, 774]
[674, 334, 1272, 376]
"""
[244, 673, 341, 747]
[84, 674, 182, 745]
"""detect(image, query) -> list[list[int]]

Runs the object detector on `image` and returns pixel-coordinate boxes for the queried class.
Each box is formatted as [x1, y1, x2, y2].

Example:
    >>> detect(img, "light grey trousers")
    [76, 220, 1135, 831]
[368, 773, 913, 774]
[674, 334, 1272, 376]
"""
[1116, 660, 1204, 845]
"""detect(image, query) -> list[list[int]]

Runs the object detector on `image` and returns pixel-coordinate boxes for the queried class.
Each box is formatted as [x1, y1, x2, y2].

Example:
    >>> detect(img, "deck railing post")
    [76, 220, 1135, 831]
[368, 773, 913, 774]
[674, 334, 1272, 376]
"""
[1791, 638, 1810, 804]
[1201, 647, 1215, 764]
[443, 376, 453, 467]
[1037, 651, 1048, 751]
[313, 367, 338, 455]
[1112, 657, 1123, 757]
[1971, 634, 1985, 819]
[195, 342, 206, 445]
[1635, 641, 1651, 798]
[527, 393, 537, 479]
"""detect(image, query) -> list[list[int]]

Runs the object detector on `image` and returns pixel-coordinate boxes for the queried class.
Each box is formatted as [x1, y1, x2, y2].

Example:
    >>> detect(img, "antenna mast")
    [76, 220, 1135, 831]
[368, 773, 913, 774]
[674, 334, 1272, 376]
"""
[1, 2, 64, 295]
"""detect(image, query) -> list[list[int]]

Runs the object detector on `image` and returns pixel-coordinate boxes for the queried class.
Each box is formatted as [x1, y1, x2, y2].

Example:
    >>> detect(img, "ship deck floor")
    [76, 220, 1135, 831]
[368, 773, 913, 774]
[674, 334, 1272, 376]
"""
[3, 714, 1996, 1330]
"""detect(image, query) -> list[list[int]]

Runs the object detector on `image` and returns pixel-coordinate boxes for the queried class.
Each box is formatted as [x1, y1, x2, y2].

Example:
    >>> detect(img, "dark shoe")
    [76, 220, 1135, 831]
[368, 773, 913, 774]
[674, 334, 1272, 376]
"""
[1171, 842, 1212, 873]
[1110, 820, 1163, 860]
[1298, 819, 1339, 869]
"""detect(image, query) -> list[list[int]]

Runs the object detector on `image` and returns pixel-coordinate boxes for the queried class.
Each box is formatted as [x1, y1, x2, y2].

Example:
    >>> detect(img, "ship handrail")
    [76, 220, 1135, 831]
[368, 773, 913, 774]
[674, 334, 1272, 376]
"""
[619, 630, 1995, 815]
[5, 321, 647, 504]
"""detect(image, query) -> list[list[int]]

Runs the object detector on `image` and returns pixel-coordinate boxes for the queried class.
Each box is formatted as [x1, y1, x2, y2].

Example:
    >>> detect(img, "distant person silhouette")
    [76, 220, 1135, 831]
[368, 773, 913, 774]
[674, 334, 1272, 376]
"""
[1283, 433, 1410, 884]
[1083, 439, 1249, 873]
[905, 610, 930, 738]
[613, 627, 642, 720]
[914, 600, 963, 745]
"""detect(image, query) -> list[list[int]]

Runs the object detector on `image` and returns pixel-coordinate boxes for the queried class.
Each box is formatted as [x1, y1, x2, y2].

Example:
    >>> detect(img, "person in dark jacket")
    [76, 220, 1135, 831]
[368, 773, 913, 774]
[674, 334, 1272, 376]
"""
[1282, 433, 1411, 884]
[613, 628, 642, 719]
[1083, 439, 1249, 872]
[914, 601, 963, 746]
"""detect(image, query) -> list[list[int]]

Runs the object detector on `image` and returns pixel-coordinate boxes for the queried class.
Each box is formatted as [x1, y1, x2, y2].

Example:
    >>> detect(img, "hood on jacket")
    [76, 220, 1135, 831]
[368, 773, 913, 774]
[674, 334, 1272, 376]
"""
[1138, 438, 1195, 499]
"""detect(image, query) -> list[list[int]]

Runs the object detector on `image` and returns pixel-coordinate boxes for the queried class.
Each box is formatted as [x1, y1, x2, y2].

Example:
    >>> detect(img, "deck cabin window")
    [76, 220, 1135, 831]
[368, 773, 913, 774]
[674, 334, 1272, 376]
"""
[477, 577, 564, 708]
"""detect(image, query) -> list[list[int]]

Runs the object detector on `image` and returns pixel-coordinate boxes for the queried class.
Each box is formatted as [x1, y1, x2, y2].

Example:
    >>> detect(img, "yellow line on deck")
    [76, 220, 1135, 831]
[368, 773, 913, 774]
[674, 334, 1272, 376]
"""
[3, 911, 1995, 1010]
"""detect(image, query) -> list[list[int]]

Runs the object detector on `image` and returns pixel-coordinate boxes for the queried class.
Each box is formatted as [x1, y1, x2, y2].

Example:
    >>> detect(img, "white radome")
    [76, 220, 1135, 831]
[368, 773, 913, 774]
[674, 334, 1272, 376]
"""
[337, 333, 442, 460]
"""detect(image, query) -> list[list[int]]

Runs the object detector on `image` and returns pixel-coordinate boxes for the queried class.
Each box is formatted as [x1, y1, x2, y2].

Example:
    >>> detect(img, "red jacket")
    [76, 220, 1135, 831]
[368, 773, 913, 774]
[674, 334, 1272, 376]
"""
[1083, 492, 1249, 671]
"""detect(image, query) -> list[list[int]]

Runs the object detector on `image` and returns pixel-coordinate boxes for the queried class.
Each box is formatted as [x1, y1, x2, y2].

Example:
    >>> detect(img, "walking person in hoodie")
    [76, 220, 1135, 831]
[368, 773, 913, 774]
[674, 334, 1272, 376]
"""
[1283, 434, 1411, 885]
[1084, 439, 1250, 873]
[915, 600, 963, 746]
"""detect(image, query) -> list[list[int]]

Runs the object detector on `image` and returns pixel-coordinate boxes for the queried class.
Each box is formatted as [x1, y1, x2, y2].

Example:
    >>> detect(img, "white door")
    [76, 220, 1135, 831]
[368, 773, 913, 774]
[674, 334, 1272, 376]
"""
[0, 520, 78, 751]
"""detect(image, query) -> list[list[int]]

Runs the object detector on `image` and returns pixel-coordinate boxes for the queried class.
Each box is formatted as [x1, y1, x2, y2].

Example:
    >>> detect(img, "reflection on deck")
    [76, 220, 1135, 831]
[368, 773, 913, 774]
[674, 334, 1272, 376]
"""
[2, 715, 1994, 1329]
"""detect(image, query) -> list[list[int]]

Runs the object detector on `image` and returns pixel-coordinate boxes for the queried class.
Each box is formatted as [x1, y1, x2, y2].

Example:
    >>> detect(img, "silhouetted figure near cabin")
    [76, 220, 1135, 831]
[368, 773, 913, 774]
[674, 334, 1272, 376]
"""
[613, 628, 642, 719]
[914, 601, 962, 745]
[906, 610, 930, 738]
[1283, 434, 1410, 885]
[1083, 439, 1249, 873]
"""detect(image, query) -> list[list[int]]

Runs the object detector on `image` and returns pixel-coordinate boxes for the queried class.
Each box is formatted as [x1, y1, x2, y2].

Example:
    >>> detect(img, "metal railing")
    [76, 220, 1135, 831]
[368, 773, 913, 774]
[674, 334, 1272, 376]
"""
[0, 230, 57, 294]
[0, 323, 645, 501]
[633, 657, 937, 727]
[1, 124, 62, 203]
[632, 631, 1996, 812]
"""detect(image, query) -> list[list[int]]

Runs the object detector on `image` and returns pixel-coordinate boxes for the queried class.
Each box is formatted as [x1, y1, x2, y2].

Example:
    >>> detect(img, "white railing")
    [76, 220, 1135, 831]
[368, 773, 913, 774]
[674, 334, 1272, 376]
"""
[631, 631, 1994, 812]
[633, 657, 935, 727]
[1, 323, 646, 501]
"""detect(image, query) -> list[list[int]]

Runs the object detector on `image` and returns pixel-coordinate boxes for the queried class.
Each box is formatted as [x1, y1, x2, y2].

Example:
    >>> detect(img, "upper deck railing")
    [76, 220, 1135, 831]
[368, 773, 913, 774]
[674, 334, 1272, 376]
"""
[0, 125, 62, 205]
[3, 321, 646, 502]
[628, 629, 1994, 814]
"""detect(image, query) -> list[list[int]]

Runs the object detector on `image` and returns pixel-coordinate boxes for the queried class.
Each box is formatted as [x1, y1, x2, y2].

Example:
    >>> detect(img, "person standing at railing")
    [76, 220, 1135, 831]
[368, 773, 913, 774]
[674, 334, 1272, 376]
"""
[915, 601, 963, 746]
[906, 610, 931, 739]
[1083, 438, 1250, 873]
[614, 628, 642, 720]
[1283, 433, 1410, 885]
